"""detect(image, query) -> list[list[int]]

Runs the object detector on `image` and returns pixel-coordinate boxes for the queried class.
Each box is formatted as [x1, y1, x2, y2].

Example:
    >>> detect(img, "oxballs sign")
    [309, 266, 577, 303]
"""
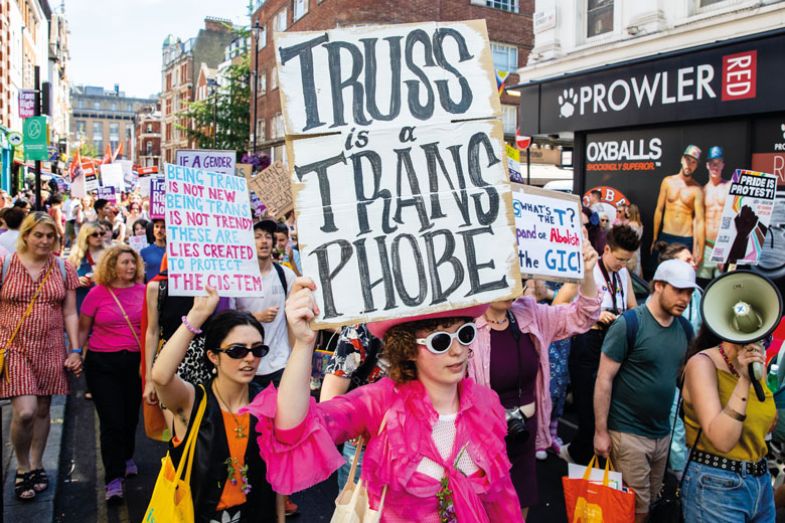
[276, 20, 522, 328]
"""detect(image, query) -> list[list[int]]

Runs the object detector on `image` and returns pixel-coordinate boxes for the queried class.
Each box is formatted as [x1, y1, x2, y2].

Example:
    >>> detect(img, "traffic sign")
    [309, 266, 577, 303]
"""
[23, 116, 48, 161]
[7, 132, 22, 147]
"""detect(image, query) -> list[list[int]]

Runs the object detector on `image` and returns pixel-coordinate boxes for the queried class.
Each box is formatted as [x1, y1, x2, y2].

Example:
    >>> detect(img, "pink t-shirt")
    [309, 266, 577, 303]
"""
[81, 283, 145, 352]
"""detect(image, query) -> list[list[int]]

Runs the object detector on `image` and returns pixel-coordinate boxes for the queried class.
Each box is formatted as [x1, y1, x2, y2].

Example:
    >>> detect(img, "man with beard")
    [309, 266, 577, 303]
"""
[650, 145, 706, 265]
[697, 146, 730, 280]
[593, 259, 697, 523]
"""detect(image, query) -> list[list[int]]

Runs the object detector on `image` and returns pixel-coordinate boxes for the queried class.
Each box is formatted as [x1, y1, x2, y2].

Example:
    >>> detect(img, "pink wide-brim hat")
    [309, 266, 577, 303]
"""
[367, 304, 489, 340]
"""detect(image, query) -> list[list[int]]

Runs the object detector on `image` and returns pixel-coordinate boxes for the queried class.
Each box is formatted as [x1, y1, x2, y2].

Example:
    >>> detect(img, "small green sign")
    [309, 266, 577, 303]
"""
[23, 117, 48, 161]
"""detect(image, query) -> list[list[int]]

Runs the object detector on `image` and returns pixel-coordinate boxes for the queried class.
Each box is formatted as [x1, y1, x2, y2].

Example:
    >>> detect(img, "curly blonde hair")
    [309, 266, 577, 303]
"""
[93, 244, 144, 286]
[383, 317, 470, 383]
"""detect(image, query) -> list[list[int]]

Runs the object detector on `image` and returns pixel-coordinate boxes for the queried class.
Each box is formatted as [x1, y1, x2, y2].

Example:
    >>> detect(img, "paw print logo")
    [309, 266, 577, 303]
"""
[781, 123, 785, 140]
[558, 88, 578, 118]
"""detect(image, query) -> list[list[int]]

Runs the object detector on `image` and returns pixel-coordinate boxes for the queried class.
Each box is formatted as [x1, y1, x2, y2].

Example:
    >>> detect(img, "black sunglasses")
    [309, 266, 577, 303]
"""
[213, 342, 269, 359]
[89, 232, 102, 238]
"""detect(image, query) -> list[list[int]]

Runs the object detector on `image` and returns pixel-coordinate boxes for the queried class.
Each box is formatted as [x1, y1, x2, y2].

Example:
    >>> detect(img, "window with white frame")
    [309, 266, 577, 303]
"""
[271, 66, 278, 90]
[294, 0, 309, 21]
[257, 118, 265, 141]
[272, 113, 284, 138]
[146, 141, 153, 155]
[470, 0, 519, 13]
[587, 0, 614, 38]
[502, 105, 517, 135]
[699, 0, 726, 6]
[275, 8, 288, 31]
[490, 42, 518, 72]
[258, 69, 267, 95]
[259, 24, 267, 48]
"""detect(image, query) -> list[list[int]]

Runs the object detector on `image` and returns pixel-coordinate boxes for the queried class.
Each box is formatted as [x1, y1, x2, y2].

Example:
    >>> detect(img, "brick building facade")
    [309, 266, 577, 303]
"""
[134, 103, 161, 168]
[250, 0, 533, 159]
[159, 17, 235, 163]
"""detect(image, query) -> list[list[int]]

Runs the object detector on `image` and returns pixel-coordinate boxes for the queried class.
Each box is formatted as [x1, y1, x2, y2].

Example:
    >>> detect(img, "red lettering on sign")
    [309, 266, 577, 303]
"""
[722, 50, 757, 101]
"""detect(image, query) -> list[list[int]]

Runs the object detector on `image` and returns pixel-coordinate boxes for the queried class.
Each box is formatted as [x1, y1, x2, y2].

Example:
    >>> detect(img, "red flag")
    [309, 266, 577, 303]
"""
[102, 144, 112, 164]
[112, 141, 124, 162]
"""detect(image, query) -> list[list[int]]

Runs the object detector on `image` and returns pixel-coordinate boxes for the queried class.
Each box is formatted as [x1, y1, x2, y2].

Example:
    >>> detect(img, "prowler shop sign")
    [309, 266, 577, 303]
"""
[276, 20, 522, 328]
[522, 32, 785, 135]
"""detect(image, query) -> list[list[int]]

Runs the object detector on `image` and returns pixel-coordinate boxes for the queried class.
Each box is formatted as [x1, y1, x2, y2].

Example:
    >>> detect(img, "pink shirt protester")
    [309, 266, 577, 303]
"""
[468, 293, 601, 451]
[81, 284, 144, 352]
[244, 377, 524, 523]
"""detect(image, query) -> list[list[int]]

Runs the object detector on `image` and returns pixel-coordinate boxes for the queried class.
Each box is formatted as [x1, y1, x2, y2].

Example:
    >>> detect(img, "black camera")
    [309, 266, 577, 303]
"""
[505, 407, 529, 442]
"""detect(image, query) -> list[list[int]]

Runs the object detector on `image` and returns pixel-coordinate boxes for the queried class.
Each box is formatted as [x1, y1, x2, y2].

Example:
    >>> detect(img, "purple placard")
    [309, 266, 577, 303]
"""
[97, 186, 117, 204]
[150, 177, 165, 220]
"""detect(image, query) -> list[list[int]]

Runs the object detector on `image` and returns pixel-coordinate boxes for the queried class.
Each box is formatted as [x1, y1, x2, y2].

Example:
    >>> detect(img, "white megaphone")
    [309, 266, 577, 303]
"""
[702, 271, 784, 401]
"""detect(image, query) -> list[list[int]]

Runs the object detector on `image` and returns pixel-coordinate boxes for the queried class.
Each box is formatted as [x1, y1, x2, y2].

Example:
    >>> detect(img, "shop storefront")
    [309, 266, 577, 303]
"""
[519, 28, 785, 278]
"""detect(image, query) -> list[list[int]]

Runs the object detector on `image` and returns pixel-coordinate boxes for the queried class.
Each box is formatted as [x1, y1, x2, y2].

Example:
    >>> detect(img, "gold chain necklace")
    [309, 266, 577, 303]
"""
[212, 382, 247, 439]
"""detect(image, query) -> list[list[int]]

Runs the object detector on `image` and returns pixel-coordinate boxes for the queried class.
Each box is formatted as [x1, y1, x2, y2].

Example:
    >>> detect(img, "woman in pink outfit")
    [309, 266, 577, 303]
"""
[245, 278, 524, 522]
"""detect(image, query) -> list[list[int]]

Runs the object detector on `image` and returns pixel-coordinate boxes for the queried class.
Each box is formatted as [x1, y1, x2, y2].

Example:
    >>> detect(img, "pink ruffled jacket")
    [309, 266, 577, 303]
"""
[244, 377, 524, 523]
[467, 293, 601, 451]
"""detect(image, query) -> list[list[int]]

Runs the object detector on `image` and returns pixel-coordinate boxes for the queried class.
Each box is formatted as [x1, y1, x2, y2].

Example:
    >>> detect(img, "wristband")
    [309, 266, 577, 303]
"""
[722, 406, 746, 422]
[70, 348, 83, 354]
[182, 315, 203, 335]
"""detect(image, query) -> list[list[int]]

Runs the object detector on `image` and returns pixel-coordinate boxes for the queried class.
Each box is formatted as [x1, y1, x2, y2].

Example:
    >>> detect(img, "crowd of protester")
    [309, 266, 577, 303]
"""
[0, 184, 780, 523]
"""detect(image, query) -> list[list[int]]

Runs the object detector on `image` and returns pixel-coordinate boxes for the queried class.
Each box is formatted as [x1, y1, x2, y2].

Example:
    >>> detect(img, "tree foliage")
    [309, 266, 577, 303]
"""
[79, 142, 98, 158]
[176, 51, 251, 152]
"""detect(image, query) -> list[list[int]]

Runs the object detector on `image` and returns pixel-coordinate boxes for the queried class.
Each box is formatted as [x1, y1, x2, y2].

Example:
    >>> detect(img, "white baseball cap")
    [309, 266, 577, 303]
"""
[652, 259, 698, 289]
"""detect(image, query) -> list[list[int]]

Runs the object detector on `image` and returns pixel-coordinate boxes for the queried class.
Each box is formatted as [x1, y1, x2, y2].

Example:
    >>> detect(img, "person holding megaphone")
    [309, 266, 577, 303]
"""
[681, 270, 784, 523]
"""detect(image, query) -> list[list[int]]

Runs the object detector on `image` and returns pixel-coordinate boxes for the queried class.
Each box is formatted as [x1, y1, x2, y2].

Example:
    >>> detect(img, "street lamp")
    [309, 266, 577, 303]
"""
[207, 78, 219, 149]
[250, 21, 261, 154]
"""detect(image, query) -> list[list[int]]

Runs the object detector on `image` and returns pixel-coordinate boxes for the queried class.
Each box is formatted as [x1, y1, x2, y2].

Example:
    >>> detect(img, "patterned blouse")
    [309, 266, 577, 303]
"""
[324, 324, 387, 391]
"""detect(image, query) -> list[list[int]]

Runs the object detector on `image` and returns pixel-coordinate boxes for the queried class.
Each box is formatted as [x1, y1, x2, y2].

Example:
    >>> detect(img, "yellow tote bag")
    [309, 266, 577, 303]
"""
[143, 385, 207, 523]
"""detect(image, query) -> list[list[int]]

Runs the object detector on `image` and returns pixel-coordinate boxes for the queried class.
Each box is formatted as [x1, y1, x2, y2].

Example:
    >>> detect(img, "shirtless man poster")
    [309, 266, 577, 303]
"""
[650, 145, 706, 265]
[697, 146, 730, 279]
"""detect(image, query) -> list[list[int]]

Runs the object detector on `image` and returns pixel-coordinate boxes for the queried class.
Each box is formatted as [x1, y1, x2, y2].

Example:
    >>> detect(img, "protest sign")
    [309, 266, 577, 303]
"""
[97, 186, 117, 205]
[710, 169, 778, 265]
[244, 161, 293, 220]
[83, 161, 99, 192]
[175, 149, 236, 177]
[276, 20, 521, 328]
[149, 177, 165, 220]
[118, 160, 136, 192]
[163, 163, 261, 297]
[137, 166, 158, 197]
[100, 163, 124, 190]
[129, 235, 149, 252]
[511, 183, 584, 283]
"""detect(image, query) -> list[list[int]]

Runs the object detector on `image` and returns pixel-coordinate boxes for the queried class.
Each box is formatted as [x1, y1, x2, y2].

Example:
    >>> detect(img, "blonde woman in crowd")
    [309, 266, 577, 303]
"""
[0, 213, 80, 501]
[68, 223, 106, 310]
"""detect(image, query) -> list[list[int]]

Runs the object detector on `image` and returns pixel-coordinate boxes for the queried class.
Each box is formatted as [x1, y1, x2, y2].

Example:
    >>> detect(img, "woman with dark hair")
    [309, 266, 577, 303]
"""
[680, 323, 775, 521]
[467, 242, 600, 517]
[245, 278, 523, 521]
[150, 288, 277, 522]
[561, 224, 640, 464]
[131, 219, 150, 238]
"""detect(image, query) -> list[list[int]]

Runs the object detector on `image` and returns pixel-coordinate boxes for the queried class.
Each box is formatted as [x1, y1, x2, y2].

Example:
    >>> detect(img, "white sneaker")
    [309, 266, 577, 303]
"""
[535, 450, 548, 461]
[558, 443, 575, 464]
